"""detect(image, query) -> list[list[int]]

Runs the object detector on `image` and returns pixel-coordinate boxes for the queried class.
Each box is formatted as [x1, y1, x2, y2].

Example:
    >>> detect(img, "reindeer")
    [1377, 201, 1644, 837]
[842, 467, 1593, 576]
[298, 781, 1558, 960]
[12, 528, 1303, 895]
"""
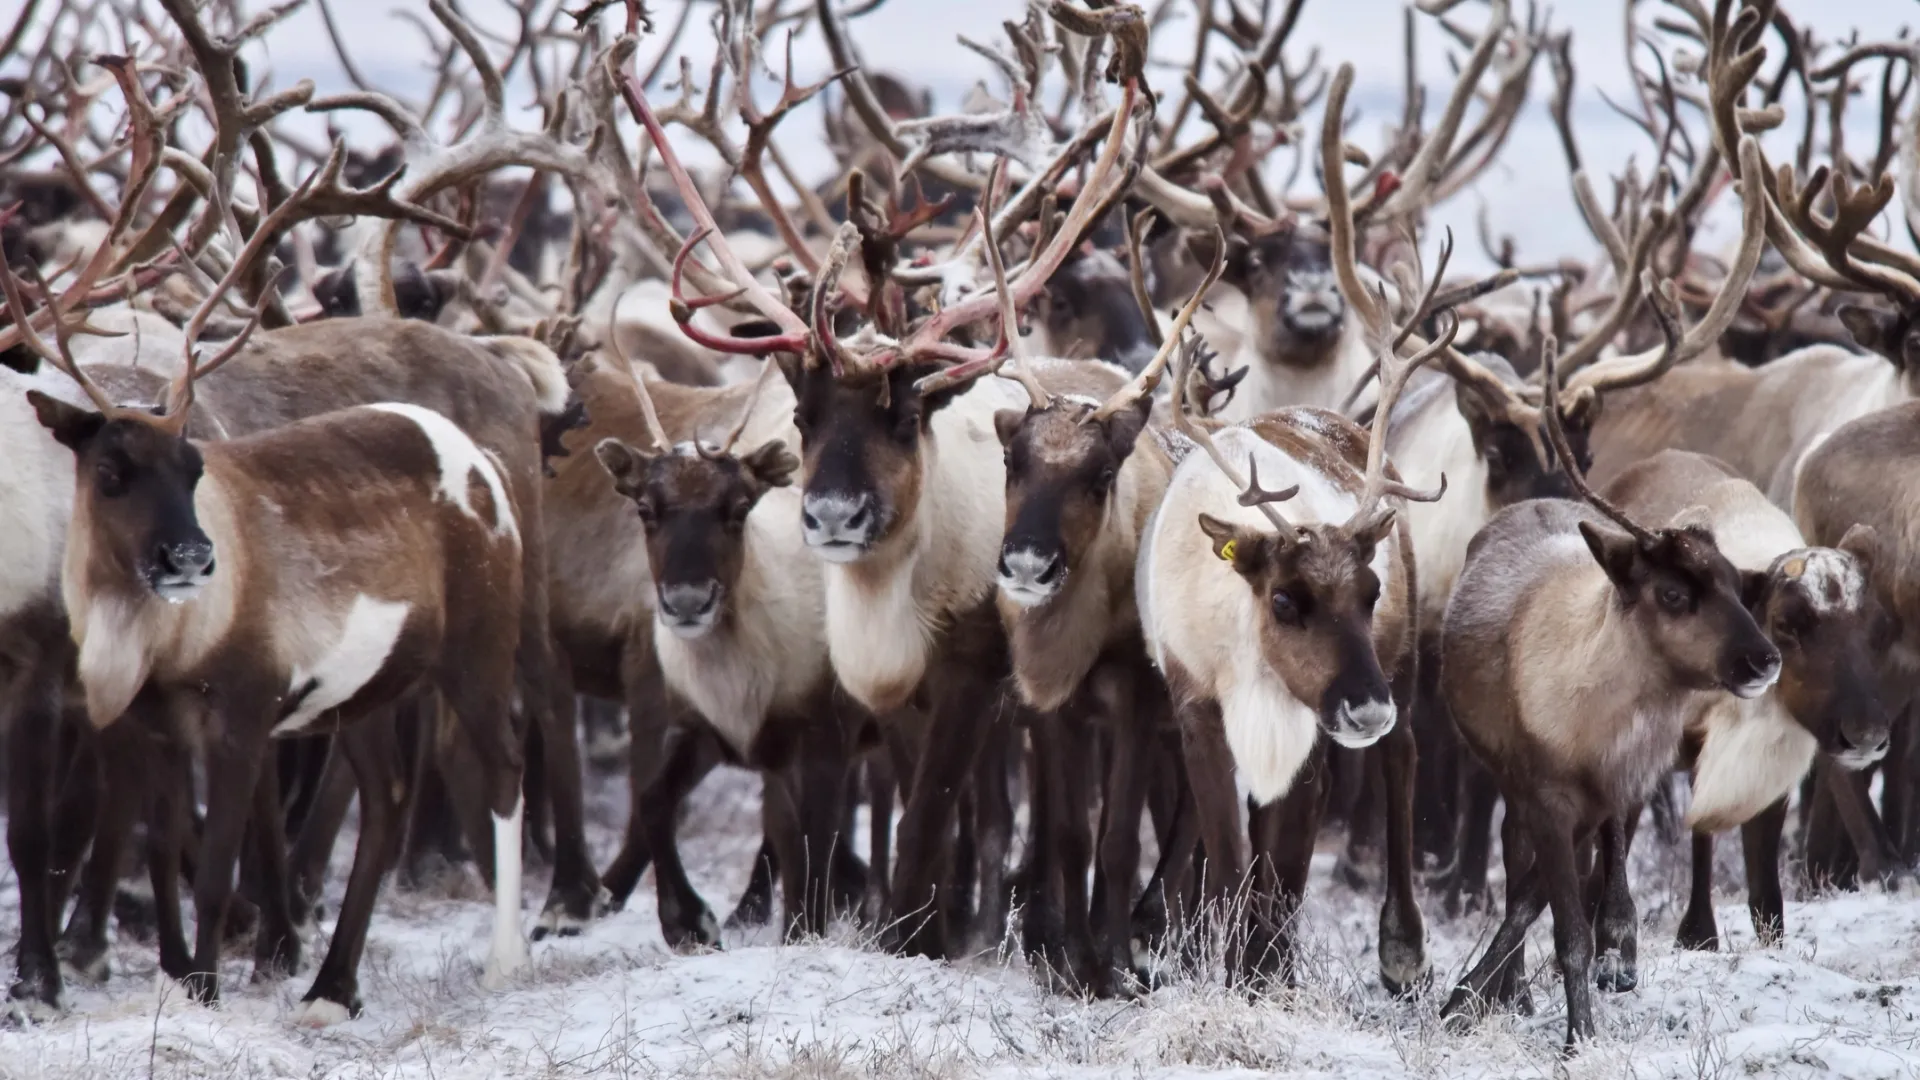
[10, 239, 533, 1023]
[1601, 449, 1891, 951]
[1438, 327, 1781, 1049]
[1137, 161, 1454, 992]
[1794, 406, 1920, 873]
[987, 225, 1219, 993]
[584, 350, 863, 945]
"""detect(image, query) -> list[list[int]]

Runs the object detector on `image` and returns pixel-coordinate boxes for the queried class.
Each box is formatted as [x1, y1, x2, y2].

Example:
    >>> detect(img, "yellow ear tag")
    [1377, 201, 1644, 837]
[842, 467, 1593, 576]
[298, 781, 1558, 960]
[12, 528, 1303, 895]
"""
[1219, 539, 1237, 563]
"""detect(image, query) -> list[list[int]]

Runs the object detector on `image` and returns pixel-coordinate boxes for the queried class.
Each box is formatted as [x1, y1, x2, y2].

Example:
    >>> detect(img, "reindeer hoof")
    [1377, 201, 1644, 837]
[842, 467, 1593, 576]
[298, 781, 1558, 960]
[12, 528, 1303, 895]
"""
[661, 908, 722, 953]
[532, 886, 612, 942]
[59, 945, 110, 988]
[8, 968, 64, 1020]
[292, 995, 358, 1028]
[724, 888, 773, 930]
[1594, 950, 1637, 993]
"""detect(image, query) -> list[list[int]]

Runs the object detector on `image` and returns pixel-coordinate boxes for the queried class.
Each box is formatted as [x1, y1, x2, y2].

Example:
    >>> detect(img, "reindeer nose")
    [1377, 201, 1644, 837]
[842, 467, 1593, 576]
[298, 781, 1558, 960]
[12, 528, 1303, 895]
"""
[998, 547, 1063, 590]
[659, 581, 720, 623]
[801, 492, 876, 552]
[154, 538, 215, 580]
[1730, 646, 1782, 697]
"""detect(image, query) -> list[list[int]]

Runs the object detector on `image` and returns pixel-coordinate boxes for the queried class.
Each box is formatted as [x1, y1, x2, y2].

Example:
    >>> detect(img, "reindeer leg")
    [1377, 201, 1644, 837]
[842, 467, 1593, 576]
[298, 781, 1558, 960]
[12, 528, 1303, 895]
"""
[440, 645, 531, 990]
[727, 822, 779, 930]
[1055, 709, 1103, 996]
[862, 745, 898, 927]
[794, 710, 849, 940]
[602, 649, 675, 909]
[6, 642, 68, 1014]
[288, 736, 356, 924]
[1176, 699, 1251, 986]
[1096, 669, 1153, 997]
[1677, 830, 1721, 951]
[1133, 745, 1198, 982]
[1742, 796, 1790, 947]
[1823, 756, 1905, 886]
[296, 719, 406, 1026]
[967, 716, 1014, 953]
[1444, 809, 1545, 1028]
[642, 729, 724, 950]
[1266, 740, 1330, 990]
[1592, 814, 1639, 991]
[1448, 759, 1500, 917]
[247, 755, 303, 982]
[187, 699, 277, 1006]
[1377, 699, 1429, 996]
[1019, 711, 1064, 978]
[1531, 807, 1597, 1050]
[61, 722, 144, 988]
[887, 680, 993, 961]
[146, 739, 194, 984]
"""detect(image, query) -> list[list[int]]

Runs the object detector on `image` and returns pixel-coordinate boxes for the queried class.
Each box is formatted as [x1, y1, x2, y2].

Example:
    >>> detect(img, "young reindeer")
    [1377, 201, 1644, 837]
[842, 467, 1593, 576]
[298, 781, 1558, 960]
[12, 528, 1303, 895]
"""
[990, 228, 1218, 994]
[1138, 223, 1448, 989]
[10, 254, 533, 1023]
[1603, 449, 1891, 951]
[592, 360, 854, 945]
[1439, 338, 1781, 1050]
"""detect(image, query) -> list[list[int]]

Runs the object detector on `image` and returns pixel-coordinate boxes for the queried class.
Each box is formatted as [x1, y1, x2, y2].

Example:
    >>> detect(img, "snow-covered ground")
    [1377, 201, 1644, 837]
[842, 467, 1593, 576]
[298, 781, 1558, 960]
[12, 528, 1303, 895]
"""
[2, 765, 1918, 1080]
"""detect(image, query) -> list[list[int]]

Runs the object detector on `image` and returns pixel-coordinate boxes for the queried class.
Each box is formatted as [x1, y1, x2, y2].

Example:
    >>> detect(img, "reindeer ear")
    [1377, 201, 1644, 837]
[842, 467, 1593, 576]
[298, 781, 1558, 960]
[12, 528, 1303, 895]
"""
[1101, 396, 1153, 461]
[1838, 523, 1880, 578]
[28, 390, 104, 451]
[739, 439, 799, 488]
[594, 437, 653, 498]
[1197, 514, 1266, 577]
[1578, 519, 1643, 591]
[1838, 304, 1903, 365]
[994, 408, 1026, 448]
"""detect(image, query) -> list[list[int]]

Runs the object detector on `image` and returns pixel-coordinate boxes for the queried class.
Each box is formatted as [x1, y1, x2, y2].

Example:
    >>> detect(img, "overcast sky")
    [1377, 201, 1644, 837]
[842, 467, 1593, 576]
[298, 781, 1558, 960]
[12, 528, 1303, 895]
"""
[11, 0, 1919, 269]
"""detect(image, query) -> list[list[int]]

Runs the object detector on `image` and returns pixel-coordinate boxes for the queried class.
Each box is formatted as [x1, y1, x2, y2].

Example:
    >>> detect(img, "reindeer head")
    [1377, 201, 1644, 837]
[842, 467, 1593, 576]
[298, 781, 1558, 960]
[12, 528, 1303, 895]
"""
[994, 393, 1152, 607]
[783, 359, 969, 563]
[1578, 517, 1779, 698]
[28, 395, 214, 603]
[1197, 498, 1400, 747]
[596, 437, 798, 639]
[1838, 302, 1920, 372]
[1751, 531, 1894, 769]
[1453, 364, 1596, 509]
[1032, 248, 1159, 373]
[1226, 225, 1346, 362]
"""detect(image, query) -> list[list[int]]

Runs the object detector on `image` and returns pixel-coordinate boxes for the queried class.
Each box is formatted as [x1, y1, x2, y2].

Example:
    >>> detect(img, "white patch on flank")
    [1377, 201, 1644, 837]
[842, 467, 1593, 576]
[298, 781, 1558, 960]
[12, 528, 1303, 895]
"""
[483, 796, 530, 989]
[1686, 694, 1818, 834]
[368, 403, 519, 540]
[272, 594, 412, 736]
[291, 998, 353, 1028]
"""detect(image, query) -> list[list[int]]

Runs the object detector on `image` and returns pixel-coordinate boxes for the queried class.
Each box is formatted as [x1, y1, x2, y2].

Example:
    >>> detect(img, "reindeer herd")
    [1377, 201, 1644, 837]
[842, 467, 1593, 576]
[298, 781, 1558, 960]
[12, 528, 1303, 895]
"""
[3, 0, 1920, 1056]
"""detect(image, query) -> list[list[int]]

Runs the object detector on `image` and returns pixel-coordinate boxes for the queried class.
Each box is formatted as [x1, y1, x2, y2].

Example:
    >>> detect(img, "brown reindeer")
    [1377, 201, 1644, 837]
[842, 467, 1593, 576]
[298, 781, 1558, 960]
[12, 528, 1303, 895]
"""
[988, 234, 1221, 993]
[1602, 450, 1891, 951]
[1439, 333, 1781, 1050]
[592, 356, 859, 945]
[15, 266, 532, 1022]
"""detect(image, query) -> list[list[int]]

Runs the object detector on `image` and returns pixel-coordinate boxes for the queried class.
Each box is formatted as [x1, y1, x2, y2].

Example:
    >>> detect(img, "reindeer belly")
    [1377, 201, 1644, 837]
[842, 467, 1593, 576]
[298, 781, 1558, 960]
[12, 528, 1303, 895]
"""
[272, 595, 432, 736]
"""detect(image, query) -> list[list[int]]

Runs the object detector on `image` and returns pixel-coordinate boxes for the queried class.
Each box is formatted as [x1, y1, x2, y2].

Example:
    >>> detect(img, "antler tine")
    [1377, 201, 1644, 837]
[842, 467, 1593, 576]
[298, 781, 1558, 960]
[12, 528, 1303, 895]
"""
[1169, 328, 1297, 535]
[1322, 62, 1535, 430]
[974, 159, 1052, 412]
[1239, 459, 1302, 511]
[1567, 135, 1769, 397]
[604, 300, 674, 455]
[715, 359, 779, 457]
[1373, 0, 1513, 222]
[1351, 307, 1457, 530]
[1090, 225, 1228, 422]
[0, 229, 119, 416]
[1541, 334, 1656, 545]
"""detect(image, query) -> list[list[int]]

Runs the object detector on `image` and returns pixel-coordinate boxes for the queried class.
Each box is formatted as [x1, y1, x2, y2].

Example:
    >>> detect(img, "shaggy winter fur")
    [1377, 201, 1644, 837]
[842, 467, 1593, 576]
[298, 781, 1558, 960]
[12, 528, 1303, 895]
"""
[1141, 424, 1393, 804]
[0, 366, 86, 622]
[1591, 346, 1914, 504]
[652, 483, 825, 755]
[1387, 370, 1494, 621]
[825, 374, 1029, 713]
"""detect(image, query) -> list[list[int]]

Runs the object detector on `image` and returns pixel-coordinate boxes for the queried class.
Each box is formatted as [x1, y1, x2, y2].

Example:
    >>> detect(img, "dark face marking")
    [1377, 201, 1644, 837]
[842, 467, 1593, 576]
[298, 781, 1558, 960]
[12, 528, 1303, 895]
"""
[596, 437, 798, 638]
[1038, 250, 1158, 372]
[1197, 513, 1398, 746]
[995, 398, 1150, 607]
[1229, 229, 1346, 358]
[1752, 549, 1892, 768]
[29, 393, 215, 601]
[780, 359, 965, 563]
[1580, 523, 1781, 698]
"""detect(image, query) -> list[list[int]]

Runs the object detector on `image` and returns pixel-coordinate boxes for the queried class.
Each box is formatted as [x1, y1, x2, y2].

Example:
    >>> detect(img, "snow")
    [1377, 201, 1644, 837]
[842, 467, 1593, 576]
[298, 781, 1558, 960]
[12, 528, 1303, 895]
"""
[3, 768, 1918, 1080]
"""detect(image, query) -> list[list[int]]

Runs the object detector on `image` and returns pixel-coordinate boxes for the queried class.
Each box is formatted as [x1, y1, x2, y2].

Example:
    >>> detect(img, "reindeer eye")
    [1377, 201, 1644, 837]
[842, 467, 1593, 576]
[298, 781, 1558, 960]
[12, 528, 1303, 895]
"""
[95, 460, 126, 497]
[1656, 584, 1688, 613]
[1094, 466, 1116, 492]
[1271, 588, 1306, 626]
[633, 501, 658, 529]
